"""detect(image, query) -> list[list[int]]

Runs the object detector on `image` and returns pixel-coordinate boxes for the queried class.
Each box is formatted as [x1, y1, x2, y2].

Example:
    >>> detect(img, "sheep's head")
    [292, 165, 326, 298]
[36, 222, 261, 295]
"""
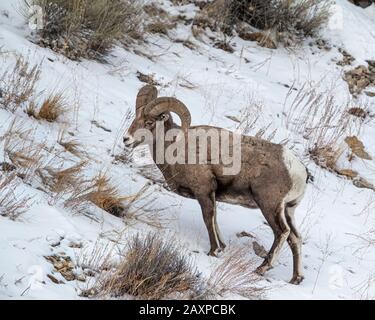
[124, 85, 191, 149]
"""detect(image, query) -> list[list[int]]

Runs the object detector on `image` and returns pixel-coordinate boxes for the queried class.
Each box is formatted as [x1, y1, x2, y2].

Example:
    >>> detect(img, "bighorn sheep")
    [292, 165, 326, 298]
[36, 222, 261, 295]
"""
[124, 85, 308, 284]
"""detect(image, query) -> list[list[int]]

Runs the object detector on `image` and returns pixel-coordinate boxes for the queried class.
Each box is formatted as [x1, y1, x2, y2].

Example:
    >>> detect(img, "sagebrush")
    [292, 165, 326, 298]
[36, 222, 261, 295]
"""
[24, 0, 145, 60]
[89, 233, 204, 299]
[199, 0, 332, 45]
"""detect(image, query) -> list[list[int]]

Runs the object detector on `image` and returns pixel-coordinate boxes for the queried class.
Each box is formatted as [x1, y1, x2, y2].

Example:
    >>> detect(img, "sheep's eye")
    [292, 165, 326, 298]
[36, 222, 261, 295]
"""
[145, 120, 154, 127]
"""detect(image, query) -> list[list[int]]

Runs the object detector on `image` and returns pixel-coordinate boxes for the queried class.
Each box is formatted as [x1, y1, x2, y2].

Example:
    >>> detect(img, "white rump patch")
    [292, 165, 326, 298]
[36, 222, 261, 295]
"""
[283, 148, 308, 204]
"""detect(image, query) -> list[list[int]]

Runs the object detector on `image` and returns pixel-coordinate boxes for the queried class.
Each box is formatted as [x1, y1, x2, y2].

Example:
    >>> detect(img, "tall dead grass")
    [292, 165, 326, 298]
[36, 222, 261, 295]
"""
[0, 57, 41, 112]
[204, 247, 266, 299]
[1, 119, 50, 183]
[0, 173, 33, 220]
[284, 81, 364, 173]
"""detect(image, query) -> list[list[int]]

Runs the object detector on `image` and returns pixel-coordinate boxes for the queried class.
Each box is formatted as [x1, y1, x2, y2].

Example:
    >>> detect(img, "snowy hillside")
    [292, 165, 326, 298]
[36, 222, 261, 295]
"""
[0, 0, 375, 300]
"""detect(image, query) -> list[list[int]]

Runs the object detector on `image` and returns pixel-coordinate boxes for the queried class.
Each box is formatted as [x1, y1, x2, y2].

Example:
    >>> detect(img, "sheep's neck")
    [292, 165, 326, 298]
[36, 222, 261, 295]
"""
[151, 122, 181, 191]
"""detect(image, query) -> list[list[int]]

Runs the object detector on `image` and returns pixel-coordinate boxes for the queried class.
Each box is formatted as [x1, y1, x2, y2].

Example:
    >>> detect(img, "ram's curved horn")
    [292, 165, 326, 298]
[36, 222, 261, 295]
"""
[144, 97, 192, 131]
[136, 85, 158, 116]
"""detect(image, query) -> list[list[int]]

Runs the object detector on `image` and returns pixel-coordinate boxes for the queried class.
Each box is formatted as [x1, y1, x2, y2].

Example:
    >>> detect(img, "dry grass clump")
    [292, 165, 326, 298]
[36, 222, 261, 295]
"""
[36, 161, 87, 195]
[88, 233, 204, 300]
[197, 0, 332, 46]
[0, 173, 33, 220]
[64, 172, 129, 217]
[64, 170, 169, 227]
[204, 247, 266, 299]
[87, 173, 129, 216]
[0, 57, 41, 112]
[36, 93, 66, 122]
[27, 92, 67, 122]
[23, 0, 145, 60]
[58, 132, 84, 158]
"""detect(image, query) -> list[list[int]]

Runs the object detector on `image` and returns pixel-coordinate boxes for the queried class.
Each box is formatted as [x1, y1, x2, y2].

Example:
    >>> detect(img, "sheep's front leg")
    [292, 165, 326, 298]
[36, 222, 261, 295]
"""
[197, 192, 221, 257]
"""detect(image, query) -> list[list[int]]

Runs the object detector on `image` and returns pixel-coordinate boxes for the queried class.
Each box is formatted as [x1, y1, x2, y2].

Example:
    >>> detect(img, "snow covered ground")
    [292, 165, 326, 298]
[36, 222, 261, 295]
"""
[0, 0, 375, 300]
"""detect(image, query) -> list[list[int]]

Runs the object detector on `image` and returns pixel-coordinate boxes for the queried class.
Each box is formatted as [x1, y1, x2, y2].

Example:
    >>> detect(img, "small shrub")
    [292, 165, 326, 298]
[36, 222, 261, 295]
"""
[23, 0, 145, 60]
[0, 57, 41, 112]
[199, 0, 332, 46]
[58, 132, 84, 158]
[90, 233, 204, 299]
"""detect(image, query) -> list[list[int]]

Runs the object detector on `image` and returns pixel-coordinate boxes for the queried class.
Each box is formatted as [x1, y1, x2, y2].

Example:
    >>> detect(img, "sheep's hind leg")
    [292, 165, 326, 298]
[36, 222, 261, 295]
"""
[256, 203, 290, 276]
[197, 192, 221, 257]
[214, 204, 226, 250]
[285, 203, 304, 285]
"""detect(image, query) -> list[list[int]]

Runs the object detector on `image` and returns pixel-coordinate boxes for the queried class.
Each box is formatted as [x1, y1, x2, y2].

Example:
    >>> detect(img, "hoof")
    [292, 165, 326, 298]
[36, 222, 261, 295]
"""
[219, 243, 227, 250]
[207, 247, 223, 257]
[207, 251, 218, 257]
[255, 265, 268, 276]
[290, 275, 304, 285]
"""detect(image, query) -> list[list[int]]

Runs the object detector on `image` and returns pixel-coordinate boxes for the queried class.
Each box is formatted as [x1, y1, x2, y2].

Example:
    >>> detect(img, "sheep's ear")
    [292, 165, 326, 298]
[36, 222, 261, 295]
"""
[159, 113, 170, 122]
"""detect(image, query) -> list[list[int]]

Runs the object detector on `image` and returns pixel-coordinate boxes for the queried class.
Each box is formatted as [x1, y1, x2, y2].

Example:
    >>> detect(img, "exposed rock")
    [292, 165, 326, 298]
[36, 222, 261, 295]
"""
[315, 39, 332, 51]
[0, 162, 16, 172]
[47, 274, 63, 284]
[136, 71, 160, 86]
[68, 241, 83, 249]
[253, 241, 268, 259]
[348, 0, 374, 9]
[353, 177, 375, 191]
[345, 136, 372, 160]
[75, 274, 87, 282]
[236, 231, 255, 238]
[239, 31, 277, 49]
[337, 169, 358, 179]
[225, 115, 241, 123]
[337, 49, 355, 66]
[214, 40, 234, 53]
[344, 63, 375, 97]
[348, 107, 369, 119]
[45, 255, 82, 282]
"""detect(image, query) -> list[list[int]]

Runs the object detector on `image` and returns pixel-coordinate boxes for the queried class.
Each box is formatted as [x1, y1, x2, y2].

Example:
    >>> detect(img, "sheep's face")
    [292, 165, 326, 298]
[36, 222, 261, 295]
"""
[124, 112, 171, 149]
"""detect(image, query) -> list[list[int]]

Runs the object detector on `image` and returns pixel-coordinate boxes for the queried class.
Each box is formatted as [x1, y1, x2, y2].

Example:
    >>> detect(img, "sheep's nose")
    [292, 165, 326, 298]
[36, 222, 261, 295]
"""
[123, 135, 134, 147]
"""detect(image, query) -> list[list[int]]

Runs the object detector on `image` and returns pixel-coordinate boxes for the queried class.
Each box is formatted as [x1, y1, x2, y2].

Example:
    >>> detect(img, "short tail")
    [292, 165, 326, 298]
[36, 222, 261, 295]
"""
[306, 168, 314, 183]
